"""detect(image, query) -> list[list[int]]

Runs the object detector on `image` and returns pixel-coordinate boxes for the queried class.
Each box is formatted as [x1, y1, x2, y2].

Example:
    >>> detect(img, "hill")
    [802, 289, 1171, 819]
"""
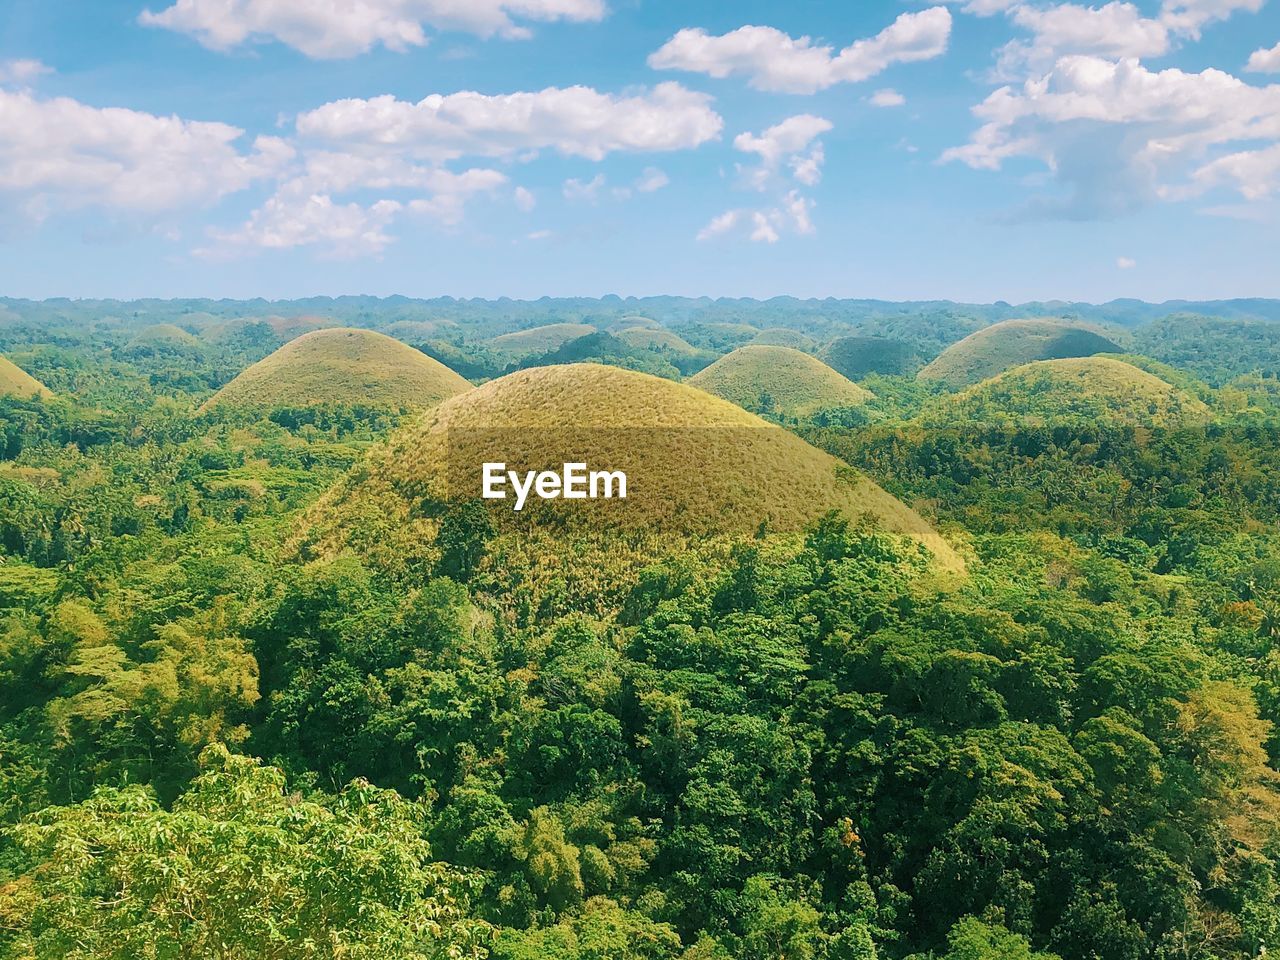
[1132, 315, 1280, 386]
[919, 319, 1121, 389]
[126, 323, 203, 351]
[0, 355, 51, 399]
[751, 328, 819, 351]
[822, 336, 919, 379]
[689, 346, 873, 418]
[606, 315, 662, 333]
[490, 323, 597, 356]
[929, 357, 1212, 428]
[201, 328, 472, 412]
[615, 327, 702, 357]
[304, 363, 960, 569]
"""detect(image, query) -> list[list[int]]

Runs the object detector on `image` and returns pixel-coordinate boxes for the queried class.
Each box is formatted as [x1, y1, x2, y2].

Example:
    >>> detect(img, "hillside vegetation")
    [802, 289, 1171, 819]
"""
[305, 362, 959, 569]
[490, 323, 597, 356]
[0, 355, 51, 399]
[689, 345, 873, 418]
[919, 319, 1121, 388]
[822, 335, 919, 378]
[201, 328, 472, 412]
[928, 356, 1213, 427]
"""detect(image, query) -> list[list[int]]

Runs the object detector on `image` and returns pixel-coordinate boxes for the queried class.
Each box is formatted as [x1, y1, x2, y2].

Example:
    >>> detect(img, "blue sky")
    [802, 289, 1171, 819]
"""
[0, 0, 1277, 302]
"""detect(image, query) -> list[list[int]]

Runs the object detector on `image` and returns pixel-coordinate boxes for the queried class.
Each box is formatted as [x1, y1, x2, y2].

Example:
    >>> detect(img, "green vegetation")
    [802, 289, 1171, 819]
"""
[202, 328, 473, 413]
[5, 299, 1280, 960]
[690, 346, 873, 419]
[0, 357, 50, 400]
[929, 357, 1212, 428]
[750, 328, 820, 351]
[919, 320, 1121, 389]
[822, 336, 920, 379]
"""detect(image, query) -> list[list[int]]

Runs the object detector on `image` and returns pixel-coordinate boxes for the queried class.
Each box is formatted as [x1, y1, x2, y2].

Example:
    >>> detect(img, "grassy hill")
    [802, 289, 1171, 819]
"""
[126, 323, 203, 351]
[201, 328, 472, 412]
[822, 336, 919, 379]
[0, 355, 52, 399]
[928, 357, 1212, 428]
[751, 328, 819, 351]
[490, 323, 597, 357]
[303, 363, 960, 570]
[615, 327, 702, 356]
[606, 315, 662, 332]
[689, 345, 873, 418]
[919, 319, 1121, 389]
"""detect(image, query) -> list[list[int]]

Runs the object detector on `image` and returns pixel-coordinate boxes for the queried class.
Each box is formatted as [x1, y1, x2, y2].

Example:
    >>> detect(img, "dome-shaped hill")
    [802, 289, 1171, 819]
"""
[822, 336, 919, 379]
[304, 363, 961, 570]
[126, 323, 203, 350]
[751, 328, 819, 351]
[606, 315, 662, 333]
[919, 320, 1121, 389]
[201, 328, 471, 413]
[616, 327, 701, 356]
[930, 357, 1212, 428]
[689, 346, 873, 418]
[490, 323, 597, 356]
[0, 355, 51, 400]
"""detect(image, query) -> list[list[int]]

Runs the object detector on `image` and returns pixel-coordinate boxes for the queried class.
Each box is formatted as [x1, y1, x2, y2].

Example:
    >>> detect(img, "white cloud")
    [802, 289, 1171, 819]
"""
[1190, 142, 1280, 199]
[648, 8, 952, 94]
[202, 194, 404, 258]
[140, 0, 607, 58]
[734, 114, 832, 173]
[697, 190, 815, 244]
[943, 56, 1280, 218]
[870, 88, 907, 107]
[0, 88, 288, 218]
[514, 185, 536, 211]
[635, 166, 670, 192]
[0, 59, 52, 86]
[1117, 256, 1137, 268]
[1248, 43, 1280, 73]
[1159, 0, 1264, 38]
[997, 3, 1170, 77]
[296, 83, 722, 161]
[526, 228, 553, 240]
[563, 173, 605, 202]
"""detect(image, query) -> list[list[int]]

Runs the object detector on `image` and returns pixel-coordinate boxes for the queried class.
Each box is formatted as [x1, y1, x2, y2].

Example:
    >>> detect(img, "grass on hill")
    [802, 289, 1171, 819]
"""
[126, 324, 204, 350]
[926, 356, 1213, 428]
[606, 315, 662, 332]
[490, 323, 597, 356]
[200, 328, 472, 413]
[0, 355, 52, 400]
[615, 327, 702, 356]
[750, 328, 819, 351]
[822, 336, 919, 379]
[301, 363, 961, 571]
[919, 319, 1121, 389]
[689, 345, 874, 418]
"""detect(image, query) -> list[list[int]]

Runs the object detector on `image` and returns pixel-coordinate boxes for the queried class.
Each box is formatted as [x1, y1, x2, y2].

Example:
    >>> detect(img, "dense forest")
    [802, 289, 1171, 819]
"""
[4, 300, 1280, 960]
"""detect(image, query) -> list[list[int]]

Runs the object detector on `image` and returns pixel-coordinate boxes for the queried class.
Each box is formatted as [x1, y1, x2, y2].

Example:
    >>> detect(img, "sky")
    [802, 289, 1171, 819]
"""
[0, 0, 1278, 303]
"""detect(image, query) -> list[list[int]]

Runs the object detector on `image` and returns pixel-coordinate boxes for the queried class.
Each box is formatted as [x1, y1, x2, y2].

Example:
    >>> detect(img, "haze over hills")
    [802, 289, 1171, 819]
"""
[201, 328, 472, 413]
[930, 357, 1213, 428]
[689, 346, 873, 418]
[304, 363, 961, 570]
[0, 356, 51, 400]
[919, 319, 1122, 389]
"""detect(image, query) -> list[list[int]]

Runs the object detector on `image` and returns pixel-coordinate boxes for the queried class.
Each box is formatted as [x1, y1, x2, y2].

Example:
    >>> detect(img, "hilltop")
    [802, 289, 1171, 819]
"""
[201, 328, 471, 412]
[490, 323, 597, 357]
[303, 363, 960, 570]
[751, 328, 819, 351]
[919, 319, 1121, 389]
[615, 327, 701, 357]
[822, 336, 919, 379]
[689, 345, 873, 417]
[126, 323, 203, 352]
[929, 357, 1212, 428]
[0, 355, 51, 400]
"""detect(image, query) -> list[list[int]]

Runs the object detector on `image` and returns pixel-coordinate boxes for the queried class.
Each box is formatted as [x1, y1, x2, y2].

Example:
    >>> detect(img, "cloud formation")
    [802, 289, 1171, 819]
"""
[0, 59, 52, 86]
[1249, 43, 1280, 73]
[943, 55, 1280, 218]
[296, 83, 723, 161]
[0, 89, 288, 219]
[648, 8, 952, 94]
[140, 0, 606, 58]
